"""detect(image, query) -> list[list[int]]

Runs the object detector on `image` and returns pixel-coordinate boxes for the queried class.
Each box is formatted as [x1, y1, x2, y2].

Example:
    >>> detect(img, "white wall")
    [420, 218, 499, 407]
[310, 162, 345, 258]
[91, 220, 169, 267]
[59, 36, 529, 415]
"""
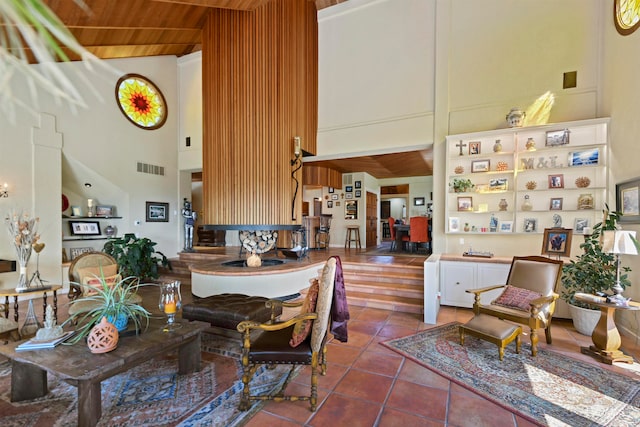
[0, 56, 181, 291]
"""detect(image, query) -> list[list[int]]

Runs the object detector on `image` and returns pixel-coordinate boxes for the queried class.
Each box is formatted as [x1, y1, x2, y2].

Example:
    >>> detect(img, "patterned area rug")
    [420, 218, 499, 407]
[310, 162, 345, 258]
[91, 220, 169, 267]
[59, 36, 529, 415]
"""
[382, 323, 640, 427]
[0, 333, 297, 427]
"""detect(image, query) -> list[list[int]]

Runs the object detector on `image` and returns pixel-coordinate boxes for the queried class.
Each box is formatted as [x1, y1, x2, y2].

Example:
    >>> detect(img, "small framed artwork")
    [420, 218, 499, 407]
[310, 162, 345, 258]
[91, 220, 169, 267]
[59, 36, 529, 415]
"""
[489, 178, 508, 191]
[69, 221, 101, 236]
[523, 218, 537, 232]
[469, 141, 481, 155]
[545, 129, 570, 146]
[146, 201, 169, 222]
[414, 197, 425, 206]
[355, 190, 362, 198]
[541, 228, 573, 257]
[354, 181, 362, 189]
[548, 174, 564, 188]
[331, 194, 338, 200]
[345, 200, 357, 220]
[327, 201, 333, 209]
[345, 193, 353, 199]
[71, 206, 82, 217]
[70, 247, 94, 260]
[549, 197, 563, 210]
[345, 185, 353, 193]
[569, 148, 599, 166]
[449, 217, 460, 232]
[574, 218, 589, 234]
[471, 159, 490, 173]
[95, 205, 114, 217]
[616, 177, 640, 223]
[328, 187, 334, 193]
[457, 196, 473, 211]
[499, 221, 513, 233]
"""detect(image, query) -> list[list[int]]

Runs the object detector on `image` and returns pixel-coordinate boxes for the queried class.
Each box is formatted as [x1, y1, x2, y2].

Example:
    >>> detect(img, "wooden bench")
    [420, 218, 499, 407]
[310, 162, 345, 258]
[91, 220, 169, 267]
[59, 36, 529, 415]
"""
[459, 314, 521, 361]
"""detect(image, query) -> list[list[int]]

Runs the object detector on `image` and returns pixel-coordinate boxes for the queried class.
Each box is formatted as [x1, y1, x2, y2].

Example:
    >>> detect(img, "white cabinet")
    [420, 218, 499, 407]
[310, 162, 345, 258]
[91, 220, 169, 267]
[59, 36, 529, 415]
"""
[440, 260, 510, 308]
[445, 118, 609, 235]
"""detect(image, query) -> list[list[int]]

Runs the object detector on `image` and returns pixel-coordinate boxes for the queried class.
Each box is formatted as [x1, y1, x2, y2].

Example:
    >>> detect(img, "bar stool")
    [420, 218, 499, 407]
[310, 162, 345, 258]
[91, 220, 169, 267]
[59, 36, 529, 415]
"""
[382, 221, 390, 239]
[345, 226, 361, 249]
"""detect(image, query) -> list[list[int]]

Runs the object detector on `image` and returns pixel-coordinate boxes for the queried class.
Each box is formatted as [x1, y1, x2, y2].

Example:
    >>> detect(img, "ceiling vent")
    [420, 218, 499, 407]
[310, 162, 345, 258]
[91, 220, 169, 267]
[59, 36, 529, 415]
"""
[343, 174, 353, 186]
[137, 161, 165, 176]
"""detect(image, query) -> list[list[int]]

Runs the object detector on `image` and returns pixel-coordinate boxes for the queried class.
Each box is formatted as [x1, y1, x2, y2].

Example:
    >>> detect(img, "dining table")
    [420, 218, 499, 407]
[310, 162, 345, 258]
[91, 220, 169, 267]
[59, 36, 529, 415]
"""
[392, 223, 410, 252]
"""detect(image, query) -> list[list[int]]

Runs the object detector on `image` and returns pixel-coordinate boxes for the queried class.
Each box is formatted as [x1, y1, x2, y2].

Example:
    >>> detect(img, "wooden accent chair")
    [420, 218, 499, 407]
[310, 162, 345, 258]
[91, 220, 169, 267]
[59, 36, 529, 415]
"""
[465, 255, 563, 356]
[236, 257, 337, 412]
[67, 252, 119, 301]
[409, 216, 430, 253]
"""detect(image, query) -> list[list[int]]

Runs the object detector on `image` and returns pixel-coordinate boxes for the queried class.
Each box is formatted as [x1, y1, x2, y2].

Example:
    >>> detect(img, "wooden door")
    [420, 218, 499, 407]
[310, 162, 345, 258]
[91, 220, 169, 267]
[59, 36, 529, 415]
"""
[366, 191, 378, 248]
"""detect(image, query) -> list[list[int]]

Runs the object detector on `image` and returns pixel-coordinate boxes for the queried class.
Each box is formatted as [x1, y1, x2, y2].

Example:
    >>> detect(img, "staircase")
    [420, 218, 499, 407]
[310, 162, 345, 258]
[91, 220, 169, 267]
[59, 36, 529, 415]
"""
[158, 256, 424, 315]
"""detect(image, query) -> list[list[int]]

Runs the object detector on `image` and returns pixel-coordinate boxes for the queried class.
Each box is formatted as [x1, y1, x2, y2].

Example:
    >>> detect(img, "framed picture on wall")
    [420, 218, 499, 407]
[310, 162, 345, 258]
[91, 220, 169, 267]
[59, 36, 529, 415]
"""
[541, 228, 573, 257]
[617, 177, 640, 223]
[354, 181, 362, 189]
[327, 201, 333, 209]
[345, 185, 353, 192]
[146, 201, 169, 222]
[414, 197, 425, 206]
[355, 190, 362, 198]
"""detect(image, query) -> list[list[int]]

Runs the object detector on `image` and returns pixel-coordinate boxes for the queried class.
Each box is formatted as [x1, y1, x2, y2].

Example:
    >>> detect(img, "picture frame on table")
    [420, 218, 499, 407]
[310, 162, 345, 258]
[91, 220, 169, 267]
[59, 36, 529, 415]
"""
[146, 201, 169, 222]
[568, 148, 599, 166]
[69, 221, 101, 236]
[69, 247, 94, 260]
[471, 159, 490, 173]
[449, 217, 460, 232]
[550, 197, 563, 210]
[457, 196, 473, 211]
[541, 228, 573, 257]
[354, 181, 362, 189]
[545, 129, 570, 146]
[616, 177, 640, 223]
[548, 174, 564, 189]
[414, 197, 425, 206]
[95, 205, 114, 217]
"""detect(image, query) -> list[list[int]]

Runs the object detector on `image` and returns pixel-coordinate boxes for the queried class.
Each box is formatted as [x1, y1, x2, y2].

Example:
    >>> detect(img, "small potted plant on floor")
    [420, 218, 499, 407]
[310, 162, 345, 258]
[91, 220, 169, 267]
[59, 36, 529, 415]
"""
[561, 207, 638, 335]
[62, 272, 151, 344]
[103, 233, 170, 281]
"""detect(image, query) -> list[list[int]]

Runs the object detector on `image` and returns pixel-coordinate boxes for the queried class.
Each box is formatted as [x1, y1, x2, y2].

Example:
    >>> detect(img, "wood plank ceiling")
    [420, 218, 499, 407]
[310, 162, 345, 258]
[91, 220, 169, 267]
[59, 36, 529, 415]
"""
[38, 0, 433, 179]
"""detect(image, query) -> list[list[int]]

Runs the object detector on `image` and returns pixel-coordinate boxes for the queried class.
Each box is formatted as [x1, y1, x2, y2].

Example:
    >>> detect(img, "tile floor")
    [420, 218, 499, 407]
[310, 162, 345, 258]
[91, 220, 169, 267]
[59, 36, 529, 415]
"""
[245, 305, 640, 427]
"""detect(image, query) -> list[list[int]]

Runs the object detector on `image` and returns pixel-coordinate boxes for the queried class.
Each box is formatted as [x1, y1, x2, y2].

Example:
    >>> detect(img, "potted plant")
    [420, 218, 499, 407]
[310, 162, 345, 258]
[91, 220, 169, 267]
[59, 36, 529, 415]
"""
[103, 233, 170, 281]
[561, 207, 638, 335]
[450, 178, 474, 193]
[62, 273, 151, 344]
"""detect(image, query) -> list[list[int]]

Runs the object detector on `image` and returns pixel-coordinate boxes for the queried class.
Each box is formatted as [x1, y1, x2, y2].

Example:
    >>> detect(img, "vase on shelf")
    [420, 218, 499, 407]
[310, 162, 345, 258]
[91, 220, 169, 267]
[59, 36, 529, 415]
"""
[493, 139, 502, 153]
[521, 195, 533, 211]
[525, 138, 536, 151]
[498, 199, 508, 211]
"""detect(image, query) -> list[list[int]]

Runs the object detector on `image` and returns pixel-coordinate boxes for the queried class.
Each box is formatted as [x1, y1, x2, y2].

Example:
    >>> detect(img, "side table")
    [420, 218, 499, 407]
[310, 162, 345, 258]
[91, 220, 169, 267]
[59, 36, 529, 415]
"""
[575, 293, 639, 364]
[0, 285, 62, 324]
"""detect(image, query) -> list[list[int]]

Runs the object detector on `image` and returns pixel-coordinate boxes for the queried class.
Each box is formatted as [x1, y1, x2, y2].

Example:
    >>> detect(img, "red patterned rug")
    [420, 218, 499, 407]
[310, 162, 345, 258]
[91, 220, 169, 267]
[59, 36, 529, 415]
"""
[382, 323, 640, 427]
[0, 333, 295, 426]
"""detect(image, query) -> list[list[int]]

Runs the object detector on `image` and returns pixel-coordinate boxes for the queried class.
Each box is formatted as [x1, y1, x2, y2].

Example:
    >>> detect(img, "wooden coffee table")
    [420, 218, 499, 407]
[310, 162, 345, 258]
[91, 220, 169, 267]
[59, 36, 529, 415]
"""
[0, 319, 205, 427]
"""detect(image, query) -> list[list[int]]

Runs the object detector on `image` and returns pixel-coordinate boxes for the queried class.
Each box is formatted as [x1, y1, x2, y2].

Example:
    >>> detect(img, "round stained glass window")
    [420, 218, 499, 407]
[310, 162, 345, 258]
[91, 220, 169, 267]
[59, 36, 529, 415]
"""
[115, 74, 167, 130]
[615, 0, 640, 35]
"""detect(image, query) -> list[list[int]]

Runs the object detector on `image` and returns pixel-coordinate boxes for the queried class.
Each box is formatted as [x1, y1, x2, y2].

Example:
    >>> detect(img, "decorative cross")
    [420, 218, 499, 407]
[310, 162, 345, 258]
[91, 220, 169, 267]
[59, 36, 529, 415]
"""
[456, 140, 467, 156]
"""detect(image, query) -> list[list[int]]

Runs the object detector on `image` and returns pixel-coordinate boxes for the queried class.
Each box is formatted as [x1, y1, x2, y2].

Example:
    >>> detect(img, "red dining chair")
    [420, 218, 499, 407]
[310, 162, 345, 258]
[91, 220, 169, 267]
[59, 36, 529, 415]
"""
[409, 217, 430, 253]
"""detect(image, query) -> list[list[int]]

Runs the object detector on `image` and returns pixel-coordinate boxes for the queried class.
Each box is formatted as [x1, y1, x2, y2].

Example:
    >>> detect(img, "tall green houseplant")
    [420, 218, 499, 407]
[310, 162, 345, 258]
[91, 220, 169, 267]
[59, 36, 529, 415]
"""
[561, 208, 633, 309]
[103, 234, 169, 281]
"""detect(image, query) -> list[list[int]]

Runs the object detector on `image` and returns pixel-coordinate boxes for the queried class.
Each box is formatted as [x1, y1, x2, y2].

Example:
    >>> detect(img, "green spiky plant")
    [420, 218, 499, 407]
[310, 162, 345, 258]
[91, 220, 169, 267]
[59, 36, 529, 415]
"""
[561, 207, 640, 309]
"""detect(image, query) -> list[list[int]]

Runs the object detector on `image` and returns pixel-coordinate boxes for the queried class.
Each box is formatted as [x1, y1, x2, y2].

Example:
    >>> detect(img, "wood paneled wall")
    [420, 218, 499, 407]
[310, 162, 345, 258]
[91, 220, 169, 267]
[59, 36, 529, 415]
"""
[303, 165, 342, 189]
[202, 0, 318, 225]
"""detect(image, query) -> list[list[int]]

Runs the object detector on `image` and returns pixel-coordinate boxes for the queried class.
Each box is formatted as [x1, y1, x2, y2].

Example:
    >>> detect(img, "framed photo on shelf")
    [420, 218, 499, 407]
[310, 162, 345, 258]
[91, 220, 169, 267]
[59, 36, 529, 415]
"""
[469, 141, 481, 155]
[523, 218, 537, 233]
[146, 201, 169, 222]
[457, 196, 473, 211]
[69, 247, 94, 260]
[548, 174, 564, 189]
[549, 197, 563, 210]
[569, 148, 599, 166]
[414, 197, 425, 206]
[489, 178, 508, 191]
[545, 129, 570, 146]
[95, 205, 114, 217]
[499, 221, 513, 233]
[616, 177, 640, 223]
[471, 159, 490, 173]
[71, 206, 82, 217]
[355, 190, 362, 198]
[541, 228, 573, 257]
[449, 217, 460, 232]
[69, 221, 101, 236]
[354, 181, 362, 189]
[574, 218, 589, 234]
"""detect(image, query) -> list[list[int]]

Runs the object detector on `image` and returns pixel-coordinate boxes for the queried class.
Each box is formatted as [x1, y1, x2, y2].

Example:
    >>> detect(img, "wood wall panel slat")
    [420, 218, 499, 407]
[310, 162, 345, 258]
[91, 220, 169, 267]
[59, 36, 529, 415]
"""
[203, 0, 317, 226]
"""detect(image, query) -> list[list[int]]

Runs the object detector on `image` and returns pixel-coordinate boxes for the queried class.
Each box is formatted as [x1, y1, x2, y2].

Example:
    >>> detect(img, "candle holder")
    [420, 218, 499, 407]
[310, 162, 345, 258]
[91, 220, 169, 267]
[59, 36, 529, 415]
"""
[158, 281, 182, 332]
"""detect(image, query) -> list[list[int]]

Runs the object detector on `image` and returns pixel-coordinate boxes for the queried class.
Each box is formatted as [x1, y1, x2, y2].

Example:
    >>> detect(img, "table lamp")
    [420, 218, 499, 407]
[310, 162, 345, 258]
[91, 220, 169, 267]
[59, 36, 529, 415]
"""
[601, 230, 638, 303]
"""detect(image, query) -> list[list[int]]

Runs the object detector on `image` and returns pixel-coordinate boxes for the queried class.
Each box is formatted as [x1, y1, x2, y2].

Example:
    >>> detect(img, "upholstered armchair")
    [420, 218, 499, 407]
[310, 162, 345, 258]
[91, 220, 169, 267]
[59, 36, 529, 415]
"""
[236, 257, 337, 412]
[465, 255, 563, 356]
[67, 251, 120, 301]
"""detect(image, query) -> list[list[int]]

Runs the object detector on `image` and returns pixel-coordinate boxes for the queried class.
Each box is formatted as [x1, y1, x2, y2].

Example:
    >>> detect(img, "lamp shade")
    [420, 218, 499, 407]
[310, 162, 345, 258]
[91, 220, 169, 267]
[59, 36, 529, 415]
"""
[601, 230, 638, 255]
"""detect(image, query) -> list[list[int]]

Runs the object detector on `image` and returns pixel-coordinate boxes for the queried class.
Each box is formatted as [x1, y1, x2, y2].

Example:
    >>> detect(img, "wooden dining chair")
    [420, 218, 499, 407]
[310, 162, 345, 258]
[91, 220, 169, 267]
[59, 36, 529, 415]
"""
[409, 216, 430, 253]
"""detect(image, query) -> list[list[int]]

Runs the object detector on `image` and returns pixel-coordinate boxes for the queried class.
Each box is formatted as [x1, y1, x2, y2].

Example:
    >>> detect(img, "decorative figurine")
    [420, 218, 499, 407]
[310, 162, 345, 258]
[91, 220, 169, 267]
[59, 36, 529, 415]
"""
[181, 198, 197, 252]
[35, 304, 64, 341]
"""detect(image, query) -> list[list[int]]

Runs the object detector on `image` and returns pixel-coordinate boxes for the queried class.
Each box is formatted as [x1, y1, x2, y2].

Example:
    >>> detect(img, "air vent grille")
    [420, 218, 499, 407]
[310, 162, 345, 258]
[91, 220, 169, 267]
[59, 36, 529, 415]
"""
[343, 174, 353, 186]
[137, 162, 165, 176]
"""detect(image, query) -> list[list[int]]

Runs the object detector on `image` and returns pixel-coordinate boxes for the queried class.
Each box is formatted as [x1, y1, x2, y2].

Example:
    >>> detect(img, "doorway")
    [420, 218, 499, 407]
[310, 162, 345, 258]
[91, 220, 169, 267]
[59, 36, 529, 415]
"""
[366, 191, 378, 248]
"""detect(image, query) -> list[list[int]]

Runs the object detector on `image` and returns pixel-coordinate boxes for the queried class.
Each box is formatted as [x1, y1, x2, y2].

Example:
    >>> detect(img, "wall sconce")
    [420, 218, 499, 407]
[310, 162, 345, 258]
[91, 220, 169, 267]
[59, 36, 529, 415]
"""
[0, 183, 8, 198]
[291, 136, 303, 220]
